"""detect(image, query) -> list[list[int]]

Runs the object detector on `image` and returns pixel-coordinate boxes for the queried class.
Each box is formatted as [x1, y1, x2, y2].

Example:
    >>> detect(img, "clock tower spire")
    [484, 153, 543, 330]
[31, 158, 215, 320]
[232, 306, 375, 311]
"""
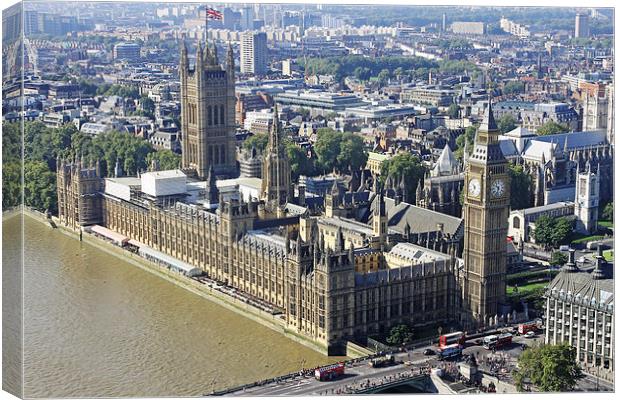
[461, 95, 510, 328]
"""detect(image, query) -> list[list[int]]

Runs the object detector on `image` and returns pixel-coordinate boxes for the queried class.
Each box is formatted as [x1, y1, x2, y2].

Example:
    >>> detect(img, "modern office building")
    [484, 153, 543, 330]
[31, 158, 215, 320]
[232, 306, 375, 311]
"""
[240, 31, 268, 75]
[113, 42, 141, 61]
[544, 248, 614, 382]
[575, 12, 590, 38]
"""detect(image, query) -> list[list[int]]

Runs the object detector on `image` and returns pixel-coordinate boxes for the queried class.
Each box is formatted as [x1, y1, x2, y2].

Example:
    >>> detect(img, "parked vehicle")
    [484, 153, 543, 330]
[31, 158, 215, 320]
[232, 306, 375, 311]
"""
[559, 245, 570, 251]
[525, 331, 536, 338]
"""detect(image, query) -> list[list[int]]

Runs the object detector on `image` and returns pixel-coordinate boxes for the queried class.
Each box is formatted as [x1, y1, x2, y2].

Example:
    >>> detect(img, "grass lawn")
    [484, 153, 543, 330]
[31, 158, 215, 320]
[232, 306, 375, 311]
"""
[571, 234, 605, 244]
[599, 220, 614, 228]
[603, 250, 614, 262]
[506, 281, 548, 296]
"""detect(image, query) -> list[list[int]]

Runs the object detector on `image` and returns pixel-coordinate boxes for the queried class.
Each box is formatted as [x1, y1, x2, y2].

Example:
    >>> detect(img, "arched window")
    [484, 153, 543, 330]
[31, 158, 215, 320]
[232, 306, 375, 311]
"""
[513, 217, 520, 229]
[213, 105, 219, 125]
[207, 106, 212, 125]
[220, 105, 225, 125]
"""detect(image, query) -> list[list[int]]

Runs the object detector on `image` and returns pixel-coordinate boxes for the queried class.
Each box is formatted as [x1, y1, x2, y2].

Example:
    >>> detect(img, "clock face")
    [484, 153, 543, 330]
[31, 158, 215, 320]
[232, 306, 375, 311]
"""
[490, 179, 505, 198]
[468, 178, 481, 197]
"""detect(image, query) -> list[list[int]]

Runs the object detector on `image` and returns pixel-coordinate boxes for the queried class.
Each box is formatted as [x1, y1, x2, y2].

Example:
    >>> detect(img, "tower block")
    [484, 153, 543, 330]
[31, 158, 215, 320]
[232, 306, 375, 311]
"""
[180, 40, 237, 179]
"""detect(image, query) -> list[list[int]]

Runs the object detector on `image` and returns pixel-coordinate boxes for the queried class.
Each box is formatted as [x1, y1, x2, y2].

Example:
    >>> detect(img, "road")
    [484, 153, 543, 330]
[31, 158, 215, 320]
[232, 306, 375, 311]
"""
[221, 329, 612, 395]
[232, 358, 431, 396]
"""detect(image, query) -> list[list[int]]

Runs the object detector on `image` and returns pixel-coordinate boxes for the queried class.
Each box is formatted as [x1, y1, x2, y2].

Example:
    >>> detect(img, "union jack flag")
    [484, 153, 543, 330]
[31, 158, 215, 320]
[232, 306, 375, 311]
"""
[205, 6, 223, 20]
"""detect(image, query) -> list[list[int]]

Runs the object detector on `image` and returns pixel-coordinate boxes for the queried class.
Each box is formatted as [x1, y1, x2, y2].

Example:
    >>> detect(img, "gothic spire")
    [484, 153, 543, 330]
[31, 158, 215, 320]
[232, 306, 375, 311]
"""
[211, 40, 218, 65]
[268, 104, 281, 153]
[479, 94, 498, 133]
[205, 164, 219, 205]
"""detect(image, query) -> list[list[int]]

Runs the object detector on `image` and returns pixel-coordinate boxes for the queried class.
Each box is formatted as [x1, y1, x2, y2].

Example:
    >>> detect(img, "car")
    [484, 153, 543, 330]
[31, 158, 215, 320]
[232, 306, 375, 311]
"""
[423, 348, 435, 356]
[578, 256, 587, 263]
[524, 331, 536, 338]
[559, 245, 570, 251]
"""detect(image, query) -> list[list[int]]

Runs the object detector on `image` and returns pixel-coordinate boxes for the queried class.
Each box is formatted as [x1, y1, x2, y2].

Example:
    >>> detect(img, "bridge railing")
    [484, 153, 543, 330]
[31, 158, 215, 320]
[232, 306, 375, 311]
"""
[208, 354, 382, 396]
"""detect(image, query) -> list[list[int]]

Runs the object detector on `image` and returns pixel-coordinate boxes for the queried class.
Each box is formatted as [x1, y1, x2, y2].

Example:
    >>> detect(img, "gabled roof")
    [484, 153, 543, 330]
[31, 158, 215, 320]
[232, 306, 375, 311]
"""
[373, 196, 464, 238]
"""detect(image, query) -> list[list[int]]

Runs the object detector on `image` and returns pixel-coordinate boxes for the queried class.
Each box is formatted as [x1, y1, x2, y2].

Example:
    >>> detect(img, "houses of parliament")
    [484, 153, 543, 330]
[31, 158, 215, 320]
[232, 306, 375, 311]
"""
[56, 37, 510, 355]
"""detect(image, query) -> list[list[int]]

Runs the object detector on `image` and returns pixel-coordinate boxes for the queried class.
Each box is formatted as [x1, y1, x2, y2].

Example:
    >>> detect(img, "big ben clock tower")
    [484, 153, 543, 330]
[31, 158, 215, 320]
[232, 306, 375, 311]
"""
[461, 97, 510, 327]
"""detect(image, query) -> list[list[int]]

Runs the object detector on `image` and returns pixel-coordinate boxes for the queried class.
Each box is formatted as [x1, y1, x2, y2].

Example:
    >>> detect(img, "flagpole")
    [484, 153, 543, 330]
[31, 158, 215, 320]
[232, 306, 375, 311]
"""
[204, 4, 208, 43]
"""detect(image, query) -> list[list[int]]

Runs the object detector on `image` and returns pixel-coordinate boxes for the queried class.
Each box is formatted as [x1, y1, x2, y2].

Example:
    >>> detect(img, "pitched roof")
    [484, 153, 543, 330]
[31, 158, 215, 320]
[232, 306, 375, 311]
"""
[431, 144, 459, 177]
[379, 196, 464, 238]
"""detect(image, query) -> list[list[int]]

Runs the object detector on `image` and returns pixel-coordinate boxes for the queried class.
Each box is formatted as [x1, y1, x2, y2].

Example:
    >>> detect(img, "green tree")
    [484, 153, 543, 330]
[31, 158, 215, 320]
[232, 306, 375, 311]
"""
[146, 150, 181, 170]
[24, 161, 57, 214]
[513, 344, 582, 392]
[314, 128, 343, 173]
[533, 216, 572, 248]
[386, 324, 414, 346]
[393, 67, 404, 81]
[243, 133, 269, 152]
[601, 202, 613, 221]
[380, 153, 426, 204]
[140, 96, 156, 117]
[353, 66, 372, 81]
[297, 107, 311, 118]
[550, 251, 568, 267]
[2, 161, 21, 210]
[551, 217, 573, 246]
[507, 163, 532, 209]
[498, 114, 518, 134]
[285, 142, 314, 180]
[537, 121, 569, 136]
[533, 215, 555, 248]
[377, 69, 391, 86]
[503, 81, 525, 95]
[447, 103, 460, 119]
[337, 133, 368, 172]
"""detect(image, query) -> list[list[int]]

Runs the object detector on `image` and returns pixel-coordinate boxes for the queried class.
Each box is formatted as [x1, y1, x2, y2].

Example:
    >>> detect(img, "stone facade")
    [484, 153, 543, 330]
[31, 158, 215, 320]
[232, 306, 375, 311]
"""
[179, 41, 237, 178]
[461, 100, 510, 328]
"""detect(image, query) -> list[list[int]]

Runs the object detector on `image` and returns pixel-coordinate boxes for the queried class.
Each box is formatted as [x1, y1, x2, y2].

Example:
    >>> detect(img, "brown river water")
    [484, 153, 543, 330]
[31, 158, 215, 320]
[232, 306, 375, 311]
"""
[4, 214, 335, 397]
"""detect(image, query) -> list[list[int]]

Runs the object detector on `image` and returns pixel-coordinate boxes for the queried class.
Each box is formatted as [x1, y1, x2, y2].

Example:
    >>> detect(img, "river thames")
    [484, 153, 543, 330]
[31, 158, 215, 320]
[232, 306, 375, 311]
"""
[6, 214, 335, 397]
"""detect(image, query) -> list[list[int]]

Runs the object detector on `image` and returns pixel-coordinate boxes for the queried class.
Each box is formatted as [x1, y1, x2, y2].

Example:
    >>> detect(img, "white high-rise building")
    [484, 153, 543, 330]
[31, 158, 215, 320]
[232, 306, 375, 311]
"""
[574, 165, 599, 234]
[575, 13, 590, 38]
[240, 31, 268, 75]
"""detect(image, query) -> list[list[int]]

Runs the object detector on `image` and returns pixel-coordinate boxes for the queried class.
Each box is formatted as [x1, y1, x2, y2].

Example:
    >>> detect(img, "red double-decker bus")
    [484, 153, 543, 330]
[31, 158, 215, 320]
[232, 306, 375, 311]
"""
[518, 321, 539, 335]
[439, 331, 466, 348]
[483, 333, 513, 350]
[314, 363, 345, 381]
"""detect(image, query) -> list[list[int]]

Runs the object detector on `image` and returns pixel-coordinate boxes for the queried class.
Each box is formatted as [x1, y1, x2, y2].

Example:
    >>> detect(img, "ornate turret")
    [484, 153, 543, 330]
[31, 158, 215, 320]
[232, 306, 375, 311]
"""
[261, 104, 291, 216]
[204, 164, 219, 209]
